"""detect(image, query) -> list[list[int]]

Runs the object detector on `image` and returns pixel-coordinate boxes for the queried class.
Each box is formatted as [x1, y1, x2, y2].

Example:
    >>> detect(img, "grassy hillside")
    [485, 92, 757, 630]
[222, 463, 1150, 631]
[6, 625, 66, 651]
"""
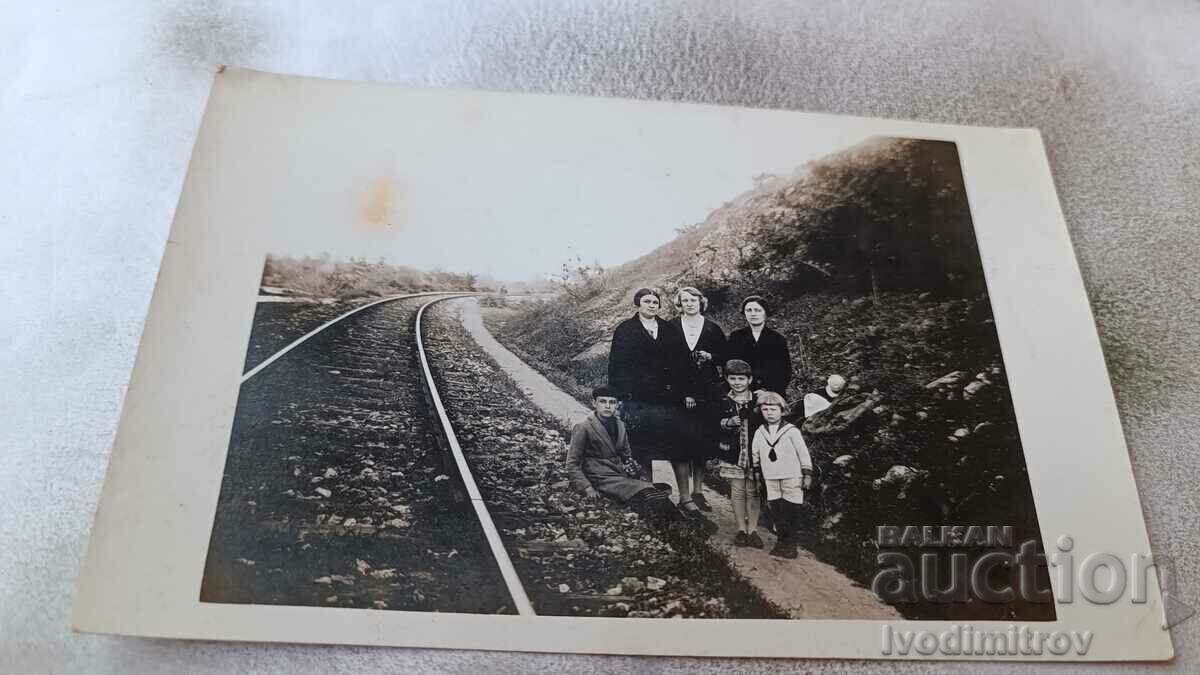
[262, 254, 482, 300]
[491, 137, 1051, 621]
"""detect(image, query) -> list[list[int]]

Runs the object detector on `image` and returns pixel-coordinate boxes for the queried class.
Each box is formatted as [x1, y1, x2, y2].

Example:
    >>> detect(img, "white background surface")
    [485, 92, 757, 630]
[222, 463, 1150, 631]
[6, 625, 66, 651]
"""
[2, 1, 1197, 672]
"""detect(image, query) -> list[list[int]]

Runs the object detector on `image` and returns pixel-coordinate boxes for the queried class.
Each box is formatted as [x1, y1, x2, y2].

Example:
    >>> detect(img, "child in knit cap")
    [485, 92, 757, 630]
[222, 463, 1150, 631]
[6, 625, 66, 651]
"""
[711, 359, 764, 548]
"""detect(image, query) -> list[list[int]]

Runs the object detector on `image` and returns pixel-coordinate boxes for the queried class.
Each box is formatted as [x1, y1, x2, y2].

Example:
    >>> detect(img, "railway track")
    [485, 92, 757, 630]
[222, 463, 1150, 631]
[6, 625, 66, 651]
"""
[414, 299, 535, 614]
[201, 292, 528, 614]
[419, 300, 783, 619]
[202, 292, 776, 619]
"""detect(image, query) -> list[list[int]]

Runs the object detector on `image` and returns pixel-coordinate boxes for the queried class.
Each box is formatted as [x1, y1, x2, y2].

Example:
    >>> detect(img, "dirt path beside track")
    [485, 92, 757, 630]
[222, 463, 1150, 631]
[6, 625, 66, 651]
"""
[457, 298, 900, 619]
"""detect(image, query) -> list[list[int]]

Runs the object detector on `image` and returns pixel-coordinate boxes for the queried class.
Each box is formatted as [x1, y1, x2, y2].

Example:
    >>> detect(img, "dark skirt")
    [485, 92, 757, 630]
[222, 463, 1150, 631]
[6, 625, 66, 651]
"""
[676, 404, 717, 462]
[623, 400, 712, 464]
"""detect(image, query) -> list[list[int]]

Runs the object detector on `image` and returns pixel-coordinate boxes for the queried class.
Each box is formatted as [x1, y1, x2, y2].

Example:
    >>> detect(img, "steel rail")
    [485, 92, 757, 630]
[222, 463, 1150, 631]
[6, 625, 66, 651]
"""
[238, 289, 529, 612]
[241, 291, 456, 383]
[414, 296, 536, 616]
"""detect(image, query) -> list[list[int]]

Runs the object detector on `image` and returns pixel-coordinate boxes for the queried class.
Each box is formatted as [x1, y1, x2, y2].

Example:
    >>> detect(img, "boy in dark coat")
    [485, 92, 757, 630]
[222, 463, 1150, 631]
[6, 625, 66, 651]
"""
[567, 385, 691, 525]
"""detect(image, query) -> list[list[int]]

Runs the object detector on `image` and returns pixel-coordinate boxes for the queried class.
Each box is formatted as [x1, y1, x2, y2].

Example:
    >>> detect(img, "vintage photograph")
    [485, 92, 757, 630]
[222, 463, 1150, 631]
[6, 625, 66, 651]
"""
[200, 136, 1052, 622]
[73, 70, 1171, 659]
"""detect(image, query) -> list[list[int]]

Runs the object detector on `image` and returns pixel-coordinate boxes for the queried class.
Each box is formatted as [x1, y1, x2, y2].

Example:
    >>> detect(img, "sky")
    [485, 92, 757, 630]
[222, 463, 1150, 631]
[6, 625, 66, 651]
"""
[242, 83, 875, 283]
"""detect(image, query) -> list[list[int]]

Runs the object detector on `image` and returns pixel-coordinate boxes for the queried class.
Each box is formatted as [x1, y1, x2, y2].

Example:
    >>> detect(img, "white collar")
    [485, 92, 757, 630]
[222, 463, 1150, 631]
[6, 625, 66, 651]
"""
[762, 422, 791, 438]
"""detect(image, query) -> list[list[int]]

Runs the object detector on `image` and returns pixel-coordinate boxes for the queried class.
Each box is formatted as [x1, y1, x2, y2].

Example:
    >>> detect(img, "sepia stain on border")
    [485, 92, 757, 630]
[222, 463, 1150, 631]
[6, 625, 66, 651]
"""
[356, 178, 403, 234]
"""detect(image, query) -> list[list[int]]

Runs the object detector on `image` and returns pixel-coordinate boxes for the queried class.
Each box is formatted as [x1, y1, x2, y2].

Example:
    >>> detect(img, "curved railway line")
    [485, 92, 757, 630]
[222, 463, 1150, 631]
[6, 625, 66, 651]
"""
[202, 291, 530, 614]
[414, 298, 535, 614]
[202, 291, 779, 619]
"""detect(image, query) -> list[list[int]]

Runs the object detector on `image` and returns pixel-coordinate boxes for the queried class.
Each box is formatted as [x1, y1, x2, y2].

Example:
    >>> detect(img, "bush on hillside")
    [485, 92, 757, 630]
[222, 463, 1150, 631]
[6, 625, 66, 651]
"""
[508, 299, 606, 371]
[733, 139, 985, 297]
[478, 295, 509, 309]
[554, 256, 610, 303]
[262, 254, 478, 298]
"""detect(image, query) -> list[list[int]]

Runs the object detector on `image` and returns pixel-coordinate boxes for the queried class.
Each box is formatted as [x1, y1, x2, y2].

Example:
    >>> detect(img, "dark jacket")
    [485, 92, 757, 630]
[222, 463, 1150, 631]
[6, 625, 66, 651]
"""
[566, 413, 652, 502]
[726, 325, 793, 395]
[608, 314, 688, 404]
[710, 391, 763, 466]
[667, 316, 727, 403]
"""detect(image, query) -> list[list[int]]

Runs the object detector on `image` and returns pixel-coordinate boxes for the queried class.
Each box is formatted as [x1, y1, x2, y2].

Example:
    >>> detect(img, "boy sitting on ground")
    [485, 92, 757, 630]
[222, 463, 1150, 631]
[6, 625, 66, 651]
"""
[566, 385, 695, 527]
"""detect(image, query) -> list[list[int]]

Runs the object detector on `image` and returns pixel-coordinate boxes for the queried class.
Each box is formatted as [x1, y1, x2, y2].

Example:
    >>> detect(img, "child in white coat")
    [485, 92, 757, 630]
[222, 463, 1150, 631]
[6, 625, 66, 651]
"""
[752, 391, 813, 559]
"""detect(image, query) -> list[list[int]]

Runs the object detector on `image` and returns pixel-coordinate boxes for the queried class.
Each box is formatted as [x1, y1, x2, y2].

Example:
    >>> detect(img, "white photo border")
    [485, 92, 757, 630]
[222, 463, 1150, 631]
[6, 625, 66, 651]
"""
[73, 68, 1172, 661]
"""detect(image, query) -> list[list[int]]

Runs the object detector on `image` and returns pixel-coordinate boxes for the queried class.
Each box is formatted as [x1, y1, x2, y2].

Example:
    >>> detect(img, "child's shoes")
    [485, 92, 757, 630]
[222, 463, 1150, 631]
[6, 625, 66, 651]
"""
[769, 540, 789, 558]
[769, 536, 798, 559]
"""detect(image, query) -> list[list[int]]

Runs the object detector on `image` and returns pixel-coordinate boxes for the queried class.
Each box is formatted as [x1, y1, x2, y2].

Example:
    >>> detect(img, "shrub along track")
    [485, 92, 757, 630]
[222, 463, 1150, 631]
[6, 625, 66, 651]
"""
[422, 300, 784, 618]
[201, 295, 515, 613]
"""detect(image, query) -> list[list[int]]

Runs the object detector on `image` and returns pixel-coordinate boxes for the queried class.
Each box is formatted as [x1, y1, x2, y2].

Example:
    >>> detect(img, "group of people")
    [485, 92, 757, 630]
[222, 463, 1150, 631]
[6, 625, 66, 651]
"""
[565, 286, 824, 559]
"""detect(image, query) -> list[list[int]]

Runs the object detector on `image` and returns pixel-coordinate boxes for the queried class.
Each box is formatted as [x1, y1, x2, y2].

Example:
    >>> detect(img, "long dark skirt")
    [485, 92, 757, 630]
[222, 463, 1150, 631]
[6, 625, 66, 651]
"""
[623, 400, 709, 465]
[622, 400, 675, 467]
[675, 404, 715, 463]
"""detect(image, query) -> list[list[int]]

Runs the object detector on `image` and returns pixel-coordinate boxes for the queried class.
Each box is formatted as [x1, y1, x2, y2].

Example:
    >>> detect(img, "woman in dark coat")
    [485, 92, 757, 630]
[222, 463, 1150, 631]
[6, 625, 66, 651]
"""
[726, 295, 793, 396]
[607, 288, 692, 474]
[725, 294, 793, 534]
[666, 286, 727, 512]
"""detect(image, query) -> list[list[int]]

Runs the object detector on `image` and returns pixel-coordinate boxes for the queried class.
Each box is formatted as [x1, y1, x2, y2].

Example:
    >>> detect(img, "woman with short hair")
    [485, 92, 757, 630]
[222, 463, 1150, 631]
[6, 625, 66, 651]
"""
[607, 290, 684, 464]
[726, 295, 793, 397]
[666, 286, 727, 513]
[726, 294, 794, 534]
[607, 287, 716, 530]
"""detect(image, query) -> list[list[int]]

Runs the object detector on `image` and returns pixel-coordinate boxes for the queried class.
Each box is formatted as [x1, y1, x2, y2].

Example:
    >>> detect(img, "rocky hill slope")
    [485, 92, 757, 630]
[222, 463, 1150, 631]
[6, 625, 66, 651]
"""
[492, 137, 1051, 620]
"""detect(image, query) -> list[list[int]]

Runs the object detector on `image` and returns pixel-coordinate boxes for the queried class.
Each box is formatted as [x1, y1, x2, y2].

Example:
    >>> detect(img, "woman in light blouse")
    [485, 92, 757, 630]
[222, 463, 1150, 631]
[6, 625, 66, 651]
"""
[667, 286, 727, 513]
